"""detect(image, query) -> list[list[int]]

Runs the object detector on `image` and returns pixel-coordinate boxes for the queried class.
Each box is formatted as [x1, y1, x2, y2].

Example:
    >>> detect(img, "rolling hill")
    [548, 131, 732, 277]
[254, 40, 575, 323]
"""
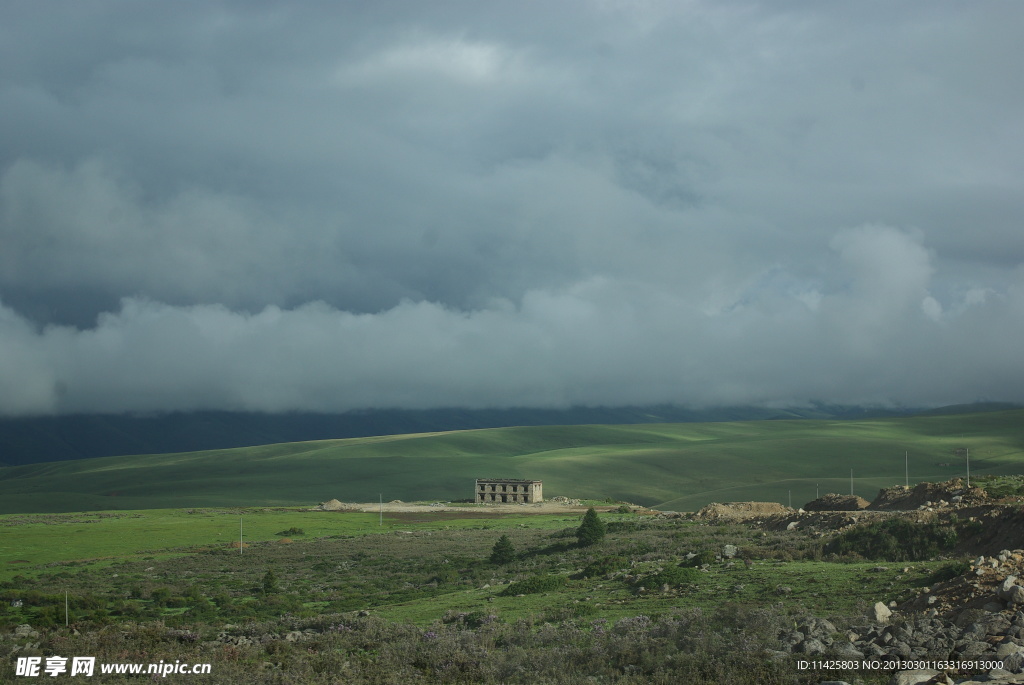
[0, 403, 937, 467]
[1, 408, 1021, 514]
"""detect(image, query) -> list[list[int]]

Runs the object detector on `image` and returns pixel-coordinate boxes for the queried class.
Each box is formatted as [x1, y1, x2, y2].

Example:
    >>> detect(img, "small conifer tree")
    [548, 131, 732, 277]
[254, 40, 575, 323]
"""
[490, 534, 516, 564]
[262, 568, 279, 595]
[575, 507, 606, 547]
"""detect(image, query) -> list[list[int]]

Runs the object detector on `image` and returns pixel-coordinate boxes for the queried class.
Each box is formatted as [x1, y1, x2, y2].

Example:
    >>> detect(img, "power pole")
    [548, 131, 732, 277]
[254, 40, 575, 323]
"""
[850, 469, 853, 496]
[239, 517, 243, 555]
[379, 493, 383, 527]
[966, 448, 970, 488]
[905, 451, 909, 488]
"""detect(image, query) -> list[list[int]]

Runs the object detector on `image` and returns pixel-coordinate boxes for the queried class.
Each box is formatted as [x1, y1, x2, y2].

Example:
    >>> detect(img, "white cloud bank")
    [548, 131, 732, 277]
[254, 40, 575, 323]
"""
[2, 225, 1021, 416]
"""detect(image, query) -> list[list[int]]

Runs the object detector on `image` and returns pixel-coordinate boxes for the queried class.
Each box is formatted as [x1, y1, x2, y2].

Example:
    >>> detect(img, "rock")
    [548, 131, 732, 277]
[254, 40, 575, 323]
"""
[889, 670, 942, 685]
[872, 602, 893, 624]
[722, 544, 738, 558]
[1009, 585, 1024, 605]
[799, 617, 834, 635]
[830, 641, 864, 660]
[284, 631, 303, 642]
[995, 642, 1024, 658]
[13, 625, 38, 638]
[797, 638, 827, 655]
[1002, 651, 1024, 672]
[955, 640, 989, 657]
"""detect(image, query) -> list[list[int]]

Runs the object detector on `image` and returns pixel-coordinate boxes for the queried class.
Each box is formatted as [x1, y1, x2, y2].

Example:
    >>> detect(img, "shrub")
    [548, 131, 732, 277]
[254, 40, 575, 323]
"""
[489, 534, 516, 565]
[149, 587, 172, 606]
[827, 519, 958, 561]
[576, 508, 606, 547]
[500, 574, 567, 596]
[683, 550, 717, 567]
[574, 555, 629, 579]
[262, 569, 279, 595]
[275, 527, 305, 536]
[641, 565, 702, 589]
[928, 559, 971, 584]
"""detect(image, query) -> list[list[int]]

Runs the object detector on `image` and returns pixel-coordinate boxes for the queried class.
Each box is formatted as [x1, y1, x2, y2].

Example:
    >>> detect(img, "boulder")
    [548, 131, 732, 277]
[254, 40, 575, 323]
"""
[1002, 651, 1024, 673]
[889, 670, 943, 685]
[796, 637, 827, 655]
[830, 641, 864, 660]
[872, 602, 893, 624]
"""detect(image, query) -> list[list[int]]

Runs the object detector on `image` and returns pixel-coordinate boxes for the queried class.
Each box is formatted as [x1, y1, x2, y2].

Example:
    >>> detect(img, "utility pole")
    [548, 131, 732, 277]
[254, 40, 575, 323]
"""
[239, 517, 243, 555]
[379, 493, 383, 527]
[65, 591, 69, 627]
[850, 469, 854, 496]
[966, 448, 970, 488]
[905, 451, 909, 488]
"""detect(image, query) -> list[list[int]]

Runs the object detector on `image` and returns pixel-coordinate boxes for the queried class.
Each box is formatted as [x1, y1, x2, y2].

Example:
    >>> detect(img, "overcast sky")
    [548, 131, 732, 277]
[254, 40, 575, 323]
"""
[1, 1, 1022, 416]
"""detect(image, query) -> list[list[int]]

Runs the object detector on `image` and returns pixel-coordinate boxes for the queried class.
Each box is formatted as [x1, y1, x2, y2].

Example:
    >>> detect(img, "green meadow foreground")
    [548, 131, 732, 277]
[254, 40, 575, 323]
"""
[1, 409, 1022, 514]
[4, 478, 1024, 684]
[2, 410, 1024, 683]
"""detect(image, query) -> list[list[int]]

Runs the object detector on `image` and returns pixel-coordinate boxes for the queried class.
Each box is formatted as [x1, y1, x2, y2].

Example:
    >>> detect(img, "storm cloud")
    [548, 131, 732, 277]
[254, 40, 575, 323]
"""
[1, 1, 1022, 415]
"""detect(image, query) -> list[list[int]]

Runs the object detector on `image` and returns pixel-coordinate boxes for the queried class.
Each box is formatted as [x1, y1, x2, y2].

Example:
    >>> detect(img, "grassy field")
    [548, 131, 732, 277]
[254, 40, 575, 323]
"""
[0, 506, 588, 581]
[1, 409, 1022, 514]
[2, 504, 975, 684]
[0, 506, 948, 628]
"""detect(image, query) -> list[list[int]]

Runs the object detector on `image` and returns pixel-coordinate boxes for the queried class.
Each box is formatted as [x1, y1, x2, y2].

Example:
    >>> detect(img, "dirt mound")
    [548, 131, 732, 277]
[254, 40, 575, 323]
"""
[868, 478, 987, 511]
[692, 501, 792, 522]
[955, 505, 1024, 555]
[803, 493, 870, 511]
[319, 499, 347, 511]
[899, 545, 1024, 620]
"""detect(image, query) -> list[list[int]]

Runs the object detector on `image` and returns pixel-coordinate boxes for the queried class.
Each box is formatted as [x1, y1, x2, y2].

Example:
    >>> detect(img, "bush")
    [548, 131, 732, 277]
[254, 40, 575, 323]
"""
[574, 555, 629, 579]
[489, 534, 516, 565]
[682, 550, 717, 567]
[827, 519, 958, 561]
[928, 559, 971, 584]
[500, 574, 567, 596]
[641, 565, 702, 588]
[262, 569, 279, 595]
[275, 527, 305, 536]
[576, 508, 606, 547]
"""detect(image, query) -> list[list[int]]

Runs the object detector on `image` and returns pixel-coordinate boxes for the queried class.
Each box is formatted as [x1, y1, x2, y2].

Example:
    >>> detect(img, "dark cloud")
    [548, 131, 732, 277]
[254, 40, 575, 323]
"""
[1, 1, 1022, 415]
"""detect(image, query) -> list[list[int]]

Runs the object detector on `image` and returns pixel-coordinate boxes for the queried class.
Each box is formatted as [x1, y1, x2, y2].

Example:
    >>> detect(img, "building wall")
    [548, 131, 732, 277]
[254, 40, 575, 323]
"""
[475, 479, 543, 504]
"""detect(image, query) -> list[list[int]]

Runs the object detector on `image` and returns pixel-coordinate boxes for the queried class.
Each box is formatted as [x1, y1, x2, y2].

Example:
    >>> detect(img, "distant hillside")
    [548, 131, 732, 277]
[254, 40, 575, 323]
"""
[0, 403, 936, 467]
[1, 409, 1021, 514]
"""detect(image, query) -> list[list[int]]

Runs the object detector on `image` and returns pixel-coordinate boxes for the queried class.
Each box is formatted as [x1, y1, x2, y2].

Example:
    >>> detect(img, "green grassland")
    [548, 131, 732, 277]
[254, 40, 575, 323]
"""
[0, 506, 593, 580]
[0, 507, 948, 627]
[1, 409, 1022, 515]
